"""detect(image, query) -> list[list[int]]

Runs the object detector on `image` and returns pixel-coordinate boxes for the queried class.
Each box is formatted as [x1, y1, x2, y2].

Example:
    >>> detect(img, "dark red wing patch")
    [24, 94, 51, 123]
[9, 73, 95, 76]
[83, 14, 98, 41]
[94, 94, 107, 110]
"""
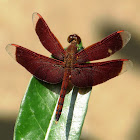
[32, 13, 65, 61]
[76, 31, 131, 63]
[6, 44, 65, 84]
[71, 59, 132, 87]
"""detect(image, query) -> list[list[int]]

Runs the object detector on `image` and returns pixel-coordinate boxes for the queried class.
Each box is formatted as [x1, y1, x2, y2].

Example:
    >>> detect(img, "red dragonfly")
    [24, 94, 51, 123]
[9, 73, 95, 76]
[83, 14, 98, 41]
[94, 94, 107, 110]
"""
[6, 13, 132, 122]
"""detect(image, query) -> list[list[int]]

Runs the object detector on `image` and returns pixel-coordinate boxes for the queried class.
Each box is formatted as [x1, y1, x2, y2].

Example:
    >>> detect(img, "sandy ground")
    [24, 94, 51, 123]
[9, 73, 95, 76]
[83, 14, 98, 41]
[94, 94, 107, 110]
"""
[1, 0, 140, 140]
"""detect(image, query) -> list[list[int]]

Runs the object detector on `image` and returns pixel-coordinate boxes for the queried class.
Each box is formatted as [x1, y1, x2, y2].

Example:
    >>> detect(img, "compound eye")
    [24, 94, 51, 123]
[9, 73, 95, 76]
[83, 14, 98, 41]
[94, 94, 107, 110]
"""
[67, 34, 81, 44]
[67, 35, 74, 43]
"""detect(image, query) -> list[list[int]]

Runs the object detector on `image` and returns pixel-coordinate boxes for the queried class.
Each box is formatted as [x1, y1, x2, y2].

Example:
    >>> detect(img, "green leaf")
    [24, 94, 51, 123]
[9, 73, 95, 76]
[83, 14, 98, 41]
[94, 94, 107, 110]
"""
[14, 77, 91, 140]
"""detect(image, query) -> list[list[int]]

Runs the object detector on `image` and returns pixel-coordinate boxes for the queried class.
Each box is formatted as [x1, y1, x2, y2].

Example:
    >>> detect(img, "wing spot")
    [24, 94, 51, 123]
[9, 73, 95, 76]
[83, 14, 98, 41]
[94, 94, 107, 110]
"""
[108, 49, 112, 54]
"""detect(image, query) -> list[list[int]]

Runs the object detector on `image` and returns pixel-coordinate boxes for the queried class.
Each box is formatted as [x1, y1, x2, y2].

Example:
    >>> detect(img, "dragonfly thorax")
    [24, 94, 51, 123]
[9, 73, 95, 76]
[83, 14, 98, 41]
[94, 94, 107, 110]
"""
[64, 43, 77, 68]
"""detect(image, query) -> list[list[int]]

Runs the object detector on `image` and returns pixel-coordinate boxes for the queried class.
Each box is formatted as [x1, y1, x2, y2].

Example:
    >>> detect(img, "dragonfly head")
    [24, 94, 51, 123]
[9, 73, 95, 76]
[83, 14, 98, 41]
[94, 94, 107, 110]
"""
[67, 34, 81, 44]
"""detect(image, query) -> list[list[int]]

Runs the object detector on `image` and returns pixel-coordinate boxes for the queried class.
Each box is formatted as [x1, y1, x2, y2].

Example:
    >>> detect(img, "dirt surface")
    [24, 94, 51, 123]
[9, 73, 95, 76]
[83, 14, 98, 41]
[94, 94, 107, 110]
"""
[1, 0, 140, 140]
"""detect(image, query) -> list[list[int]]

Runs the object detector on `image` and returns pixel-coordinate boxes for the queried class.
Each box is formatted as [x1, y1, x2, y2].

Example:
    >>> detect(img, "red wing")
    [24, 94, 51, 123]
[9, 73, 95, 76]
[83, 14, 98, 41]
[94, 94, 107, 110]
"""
[71, 59, 132, 87]
[32, 13, 65, 61]
[6, 44, 65, 84]
[76, 31, 131, 63]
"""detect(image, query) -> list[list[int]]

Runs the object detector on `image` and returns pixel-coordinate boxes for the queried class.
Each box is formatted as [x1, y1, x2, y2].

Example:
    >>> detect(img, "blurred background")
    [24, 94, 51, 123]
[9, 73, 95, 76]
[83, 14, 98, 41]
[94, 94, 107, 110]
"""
[1, 0, 140, 140]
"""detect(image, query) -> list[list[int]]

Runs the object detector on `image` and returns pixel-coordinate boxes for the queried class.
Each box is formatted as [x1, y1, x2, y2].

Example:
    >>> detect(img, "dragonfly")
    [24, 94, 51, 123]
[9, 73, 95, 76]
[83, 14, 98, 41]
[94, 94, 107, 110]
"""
[6, 12, 132, 122]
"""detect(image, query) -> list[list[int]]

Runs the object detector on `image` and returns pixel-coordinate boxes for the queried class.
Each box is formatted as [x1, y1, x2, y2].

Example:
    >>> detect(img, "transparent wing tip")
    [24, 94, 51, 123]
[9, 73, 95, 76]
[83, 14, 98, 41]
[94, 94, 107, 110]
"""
[120, 59, 133, 74]
[6, 44, 18, 60]
[32, 12, 42, 28]
[119, 31, 131, 47]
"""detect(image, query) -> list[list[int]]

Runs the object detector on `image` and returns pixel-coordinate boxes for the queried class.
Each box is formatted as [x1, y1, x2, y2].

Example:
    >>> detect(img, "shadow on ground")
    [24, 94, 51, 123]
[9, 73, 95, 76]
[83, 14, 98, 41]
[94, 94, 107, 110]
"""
[0, 119, 15, 140]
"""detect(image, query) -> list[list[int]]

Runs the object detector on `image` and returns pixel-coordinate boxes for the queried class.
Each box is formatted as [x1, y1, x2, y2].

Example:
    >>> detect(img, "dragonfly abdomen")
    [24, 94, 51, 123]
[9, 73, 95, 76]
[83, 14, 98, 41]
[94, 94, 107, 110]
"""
[56, 68, 70, 122]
